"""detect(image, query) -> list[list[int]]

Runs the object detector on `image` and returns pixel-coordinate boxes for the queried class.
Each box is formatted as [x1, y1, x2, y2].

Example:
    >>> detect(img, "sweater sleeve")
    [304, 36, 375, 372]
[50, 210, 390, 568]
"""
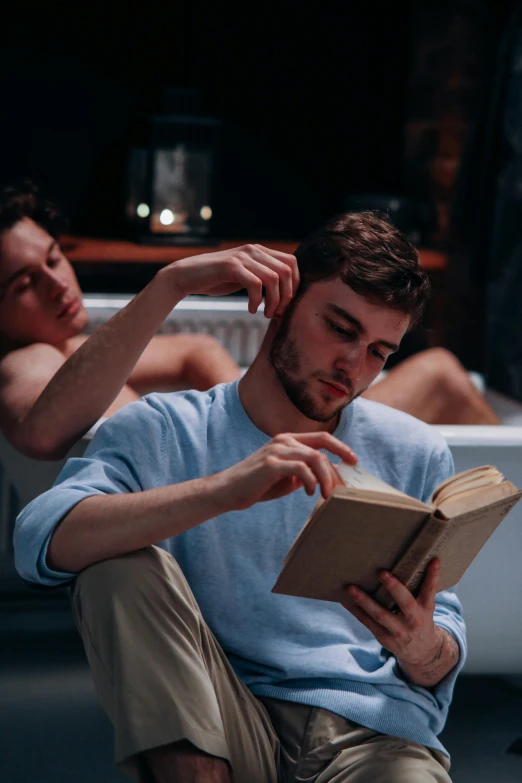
[13, 397, 166, 588]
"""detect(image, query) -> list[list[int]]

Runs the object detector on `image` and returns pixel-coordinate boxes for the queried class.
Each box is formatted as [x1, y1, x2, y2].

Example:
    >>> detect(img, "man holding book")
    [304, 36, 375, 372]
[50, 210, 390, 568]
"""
[15, 211, 466, 783]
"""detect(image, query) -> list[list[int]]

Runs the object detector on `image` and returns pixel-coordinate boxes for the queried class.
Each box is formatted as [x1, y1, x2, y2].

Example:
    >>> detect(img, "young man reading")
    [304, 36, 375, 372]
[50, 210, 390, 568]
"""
[0, 183, 499, 463]
[15, 212, 465, 783]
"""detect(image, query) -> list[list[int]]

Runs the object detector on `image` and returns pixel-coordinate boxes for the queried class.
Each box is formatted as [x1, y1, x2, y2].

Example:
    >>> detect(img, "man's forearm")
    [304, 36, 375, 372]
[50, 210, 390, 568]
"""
[397, 627, 460, 688]
[47, 471, 229, 574]
[24, 269, 182, 458]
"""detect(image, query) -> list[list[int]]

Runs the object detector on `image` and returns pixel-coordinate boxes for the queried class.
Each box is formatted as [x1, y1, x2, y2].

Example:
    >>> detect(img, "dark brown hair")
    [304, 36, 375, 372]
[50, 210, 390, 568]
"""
[0, 180, 65, 238]
[295, 210, 430, 327]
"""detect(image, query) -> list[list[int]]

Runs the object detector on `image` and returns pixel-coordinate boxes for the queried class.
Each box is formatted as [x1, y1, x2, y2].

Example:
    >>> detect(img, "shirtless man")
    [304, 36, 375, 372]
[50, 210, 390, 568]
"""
[0, 184, 241, 460]
[0, 183, 499, 462]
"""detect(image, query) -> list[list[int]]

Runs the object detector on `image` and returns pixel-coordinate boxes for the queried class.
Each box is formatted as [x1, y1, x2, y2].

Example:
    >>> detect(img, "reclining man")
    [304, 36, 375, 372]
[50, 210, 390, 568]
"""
[0, 183, 499, 462]
[15, 211, 466, 783]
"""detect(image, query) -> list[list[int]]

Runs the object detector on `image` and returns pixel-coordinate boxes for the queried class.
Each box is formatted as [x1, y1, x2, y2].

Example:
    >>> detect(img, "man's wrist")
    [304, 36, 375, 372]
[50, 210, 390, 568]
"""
[154, 264, 187, 305]
[397, 627, 460, 688]
[397, 625, 444, 668]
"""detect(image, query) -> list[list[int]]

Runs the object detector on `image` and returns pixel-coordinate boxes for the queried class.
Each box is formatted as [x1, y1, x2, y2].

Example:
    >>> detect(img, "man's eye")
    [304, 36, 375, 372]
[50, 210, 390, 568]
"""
[328, 321, 355, 339]
[371, 346, 386, 361]
[15, 280, 31, 294]
[47, 257, 60, 268]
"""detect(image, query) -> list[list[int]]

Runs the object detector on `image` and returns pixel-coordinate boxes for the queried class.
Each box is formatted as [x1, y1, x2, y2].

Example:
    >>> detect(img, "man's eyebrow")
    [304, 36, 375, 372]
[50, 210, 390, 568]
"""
[0, 240, 58, 297]
[325, 303, 400, 352]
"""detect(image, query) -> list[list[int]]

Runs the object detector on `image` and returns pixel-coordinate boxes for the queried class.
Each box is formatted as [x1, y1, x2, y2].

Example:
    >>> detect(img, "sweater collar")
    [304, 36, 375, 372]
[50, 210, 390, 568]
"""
[224, 378, 355, 456]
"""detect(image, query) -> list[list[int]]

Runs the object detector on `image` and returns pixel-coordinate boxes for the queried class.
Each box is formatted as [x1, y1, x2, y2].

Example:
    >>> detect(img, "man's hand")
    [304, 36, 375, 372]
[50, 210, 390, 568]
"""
[161, 244, 299, 319]
[342, 559, 459, 687]
[212, 432, 357, 512]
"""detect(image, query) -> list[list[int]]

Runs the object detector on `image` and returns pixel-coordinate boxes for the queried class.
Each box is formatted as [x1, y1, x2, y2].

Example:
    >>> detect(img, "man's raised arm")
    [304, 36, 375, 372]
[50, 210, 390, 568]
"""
[1, 244, 297, 460]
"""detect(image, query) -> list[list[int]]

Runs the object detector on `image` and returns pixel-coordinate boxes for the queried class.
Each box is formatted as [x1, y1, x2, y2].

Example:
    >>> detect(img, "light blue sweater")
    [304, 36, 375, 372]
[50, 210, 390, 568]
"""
[14, 379, 466, 756]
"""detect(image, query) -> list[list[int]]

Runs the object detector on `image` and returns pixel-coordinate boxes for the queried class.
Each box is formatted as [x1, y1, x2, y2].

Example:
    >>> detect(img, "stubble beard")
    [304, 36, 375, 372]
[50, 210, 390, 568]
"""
[268, 314, 358, 424]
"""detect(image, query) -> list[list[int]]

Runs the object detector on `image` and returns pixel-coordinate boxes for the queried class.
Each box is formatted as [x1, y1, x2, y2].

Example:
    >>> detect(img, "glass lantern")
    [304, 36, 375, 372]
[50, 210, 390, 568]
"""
[125, 90, 220, 244]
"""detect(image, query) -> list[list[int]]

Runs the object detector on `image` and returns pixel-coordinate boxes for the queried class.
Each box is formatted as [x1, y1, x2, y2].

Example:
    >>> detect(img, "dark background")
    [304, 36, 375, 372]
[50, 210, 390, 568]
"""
[3, 0, 522, 385]
[0, 2, 412, 239]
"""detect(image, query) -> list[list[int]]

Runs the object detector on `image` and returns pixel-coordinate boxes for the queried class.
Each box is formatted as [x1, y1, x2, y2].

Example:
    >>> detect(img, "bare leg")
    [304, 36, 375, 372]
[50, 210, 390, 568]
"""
[182, 335, 242, 390]
[126, 334, 241, 395]
[362, 348, 501, 425]
[145, 740, 231, 783]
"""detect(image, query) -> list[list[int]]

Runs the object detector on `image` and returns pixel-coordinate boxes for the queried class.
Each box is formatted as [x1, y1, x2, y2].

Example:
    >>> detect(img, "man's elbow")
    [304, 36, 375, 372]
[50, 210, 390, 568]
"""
[14, 429, 71, 461]
[19, 438, 69, 462]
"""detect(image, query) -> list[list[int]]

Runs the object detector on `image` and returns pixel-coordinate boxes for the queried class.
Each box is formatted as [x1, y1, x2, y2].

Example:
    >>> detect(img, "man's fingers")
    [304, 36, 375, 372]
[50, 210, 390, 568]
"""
[341, 597, 390, 641]
[240, 257, 282, 318]
[268, 458, 317, 496]
[225, 264, 264, 313]
[292, 432, 358, 465]
[281, 446, 336, 497]
[345, 585, 403, 635]
[223, 257, 279, 315]
[245, 250, 294, 318]
[377, 571, 419, 620]
[248, 245, 299, 294]
[417, 558, 441, 608]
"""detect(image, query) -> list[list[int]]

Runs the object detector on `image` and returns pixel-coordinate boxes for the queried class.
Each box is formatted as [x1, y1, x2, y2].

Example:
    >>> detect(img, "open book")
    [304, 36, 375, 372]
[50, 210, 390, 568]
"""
[272, 463, 522, 609]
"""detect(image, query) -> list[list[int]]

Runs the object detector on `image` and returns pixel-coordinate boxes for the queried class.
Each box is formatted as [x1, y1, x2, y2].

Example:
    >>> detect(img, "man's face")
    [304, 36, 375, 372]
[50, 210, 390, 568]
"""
[269, 279, 410, 423]
[0, 217, 88, 349]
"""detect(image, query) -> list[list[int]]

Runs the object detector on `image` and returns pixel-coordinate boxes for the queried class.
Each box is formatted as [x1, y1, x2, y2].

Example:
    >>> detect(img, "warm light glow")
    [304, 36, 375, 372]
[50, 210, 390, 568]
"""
[200, 205, 212, 220]
[137, 203, 150, 218]
[160, 209, 175, 226]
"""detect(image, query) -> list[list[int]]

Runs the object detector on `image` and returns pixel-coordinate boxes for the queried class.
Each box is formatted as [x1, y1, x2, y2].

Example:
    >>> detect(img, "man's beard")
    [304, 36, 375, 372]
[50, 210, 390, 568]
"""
[268, 309, 359, 423]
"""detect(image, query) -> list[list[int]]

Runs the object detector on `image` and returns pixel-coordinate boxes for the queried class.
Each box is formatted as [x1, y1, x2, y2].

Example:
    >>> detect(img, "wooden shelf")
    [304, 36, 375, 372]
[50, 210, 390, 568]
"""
[61, 234, 448, 272]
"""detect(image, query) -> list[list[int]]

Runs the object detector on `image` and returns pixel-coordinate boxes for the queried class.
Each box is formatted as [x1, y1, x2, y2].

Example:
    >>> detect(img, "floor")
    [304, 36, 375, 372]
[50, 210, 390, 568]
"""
[1, 603, 522, 783]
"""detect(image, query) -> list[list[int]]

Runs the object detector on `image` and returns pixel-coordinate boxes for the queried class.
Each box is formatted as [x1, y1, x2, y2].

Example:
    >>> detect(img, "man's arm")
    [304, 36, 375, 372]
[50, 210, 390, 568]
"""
[47, 431, 357, 575]
[1, 244, 296, 460]
[0, 274, 180, 460]
[0, 344, 140, 459]
[396, 626, 460, 688]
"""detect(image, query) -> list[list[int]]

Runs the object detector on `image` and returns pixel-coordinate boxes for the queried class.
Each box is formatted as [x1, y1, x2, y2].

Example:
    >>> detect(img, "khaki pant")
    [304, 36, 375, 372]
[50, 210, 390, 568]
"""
[71, 546, 452, 783]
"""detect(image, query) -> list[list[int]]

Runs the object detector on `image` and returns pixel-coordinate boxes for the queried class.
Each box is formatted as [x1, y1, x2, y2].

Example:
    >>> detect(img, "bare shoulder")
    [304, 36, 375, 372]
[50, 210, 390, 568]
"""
[0, 343, 67, 439]
[0, 342, 65, 384]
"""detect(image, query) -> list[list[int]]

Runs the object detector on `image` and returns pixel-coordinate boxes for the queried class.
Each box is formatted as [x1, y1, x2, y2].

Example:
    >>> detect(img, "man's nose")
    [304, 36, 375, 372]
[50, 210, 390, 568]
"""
[337, 345, 366, 379]
[44, 269, 68, 300]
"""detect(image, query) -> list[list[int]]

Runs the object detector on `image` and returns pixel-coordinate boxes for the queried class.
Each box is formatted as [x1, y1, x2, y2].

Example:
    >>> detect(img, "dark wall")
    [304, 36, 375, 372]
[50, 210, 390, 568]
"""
[1, 3, 411, 239]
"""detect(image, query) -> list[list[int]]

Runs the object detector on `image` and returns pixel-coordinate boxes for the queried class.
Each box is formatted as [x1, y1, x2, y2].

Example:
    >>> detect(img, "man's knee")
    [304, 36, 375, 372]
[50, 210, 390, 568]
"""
[415, 348, 473, 399]
[74, 546, 177, 607]
[73, 546, 197, 627]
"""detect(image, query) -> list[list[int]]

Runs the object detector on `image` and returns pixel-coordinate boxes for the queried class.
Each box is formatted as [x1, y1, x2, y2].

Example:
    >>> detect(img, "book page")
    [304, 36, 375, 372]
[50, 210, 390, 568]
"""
[433, 468, 504, 505]
[436, 480, 518, 517]
[336, 462, 410, 498]
[430, 465, 499, 504]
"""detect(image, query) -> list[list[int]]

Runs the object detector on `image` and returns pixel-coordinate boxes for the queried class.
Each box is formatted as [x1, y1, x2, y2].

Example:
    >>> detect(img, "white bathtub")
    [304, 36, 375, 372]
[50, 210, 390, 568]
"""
[1, 295, 521, 675]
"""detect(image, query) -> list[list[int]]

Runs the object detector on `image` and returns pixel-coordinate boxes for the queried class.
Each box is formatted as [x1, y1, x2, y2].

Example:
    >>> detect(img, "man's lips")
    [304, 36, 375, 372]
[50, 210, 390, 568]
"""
[320, 379, 351, 398]
[57, 298, 81, 319]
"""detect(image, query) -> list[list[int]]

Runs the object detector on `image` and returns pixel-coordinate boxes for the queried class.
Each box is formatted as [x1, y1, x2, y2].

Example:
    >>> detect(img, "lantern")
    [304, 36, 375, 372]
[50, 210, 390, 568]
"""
[125, 88, 220, 243]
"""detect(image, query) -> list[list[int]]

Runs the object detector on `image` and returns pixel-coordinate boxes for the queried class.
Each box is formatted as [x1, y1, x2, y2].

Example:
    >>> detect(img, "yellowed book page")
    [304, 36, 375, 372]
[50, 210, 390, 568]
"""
[337, 486, 428, 510]
[436, 480, 518, 517]
[337, 462, 411, 497]
[431, 466, 499, 503]
[434, 470, 503, 504]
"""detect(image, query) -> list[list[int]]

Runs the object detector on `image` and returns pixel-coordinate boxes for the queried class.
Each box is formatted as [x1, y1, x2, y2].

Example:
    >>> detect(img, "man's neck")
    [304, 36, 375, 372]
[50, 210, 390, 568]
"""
[238, 349, 339, 438]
